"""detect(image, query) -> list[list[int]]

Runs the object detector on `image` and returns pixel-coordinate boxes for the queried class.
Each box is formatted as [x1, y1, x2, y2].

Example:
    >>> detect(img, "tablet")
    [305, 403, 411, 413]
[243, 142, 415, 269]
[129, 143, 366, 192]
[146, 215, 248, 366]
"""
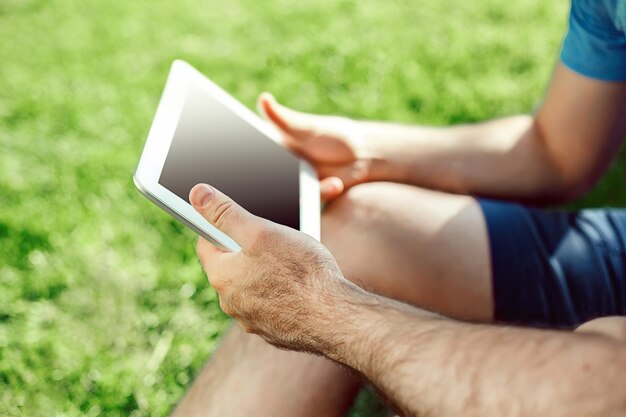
[134, 60, 320, 252]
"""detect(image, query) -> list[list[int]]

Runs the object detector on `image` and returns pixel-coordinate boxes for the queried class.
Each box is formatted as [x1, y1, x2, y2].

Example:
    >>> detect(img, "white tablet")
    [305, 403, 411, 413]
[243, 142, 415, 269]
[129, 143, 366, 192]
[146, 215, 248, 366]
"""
[134, 60, 320, 252]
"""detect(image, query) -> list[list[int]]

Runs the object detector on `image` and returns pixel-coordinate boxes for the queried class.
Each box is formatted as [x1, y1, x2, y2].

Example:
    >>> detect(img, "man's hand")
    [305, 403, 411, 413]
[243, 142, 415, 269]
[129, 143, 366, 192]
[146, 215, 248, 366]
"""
[189, 184, 626, 417]
[258, 93, 374, 202]
[260, 66, 626, 205]
[189, 183, 349, 352]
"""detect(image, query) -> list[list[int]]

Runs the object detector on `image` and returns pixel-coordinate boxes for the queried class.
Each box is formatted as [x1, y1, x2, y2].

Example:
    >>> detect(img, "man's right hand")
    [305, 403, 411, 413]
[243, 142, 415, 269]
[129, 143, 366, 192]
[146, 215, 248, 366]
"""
[258, 93, 373, 202]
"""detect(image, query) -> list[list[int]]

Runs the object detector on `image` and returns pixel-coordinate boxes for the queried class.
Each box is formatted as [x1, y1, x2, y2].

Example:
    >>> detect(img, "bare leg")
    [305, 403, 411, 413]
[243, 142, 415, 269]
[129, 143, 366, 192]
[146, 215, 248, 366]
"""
[323, 182, 492, 322]
[172, 183, 492, 416]
[171, 325, 361, 417]
[576, 316, 626, 342]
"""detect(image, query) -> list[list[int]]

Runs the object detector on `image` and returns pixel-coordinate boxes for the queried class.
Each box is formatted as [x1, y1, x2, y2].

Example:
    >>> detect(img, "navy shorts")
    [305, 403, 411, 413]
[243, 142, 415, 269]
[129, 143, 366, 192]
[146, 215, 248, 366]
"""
[478, 199, 626, 328]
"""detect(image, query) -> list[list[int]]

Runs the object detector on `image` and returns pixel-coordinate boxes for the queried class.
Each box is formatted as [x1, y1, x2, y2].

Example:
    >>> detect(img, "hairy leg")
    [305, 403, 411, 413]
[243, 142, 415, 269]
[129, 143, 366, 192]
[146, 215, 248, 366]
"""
[171, 183, 492, 416]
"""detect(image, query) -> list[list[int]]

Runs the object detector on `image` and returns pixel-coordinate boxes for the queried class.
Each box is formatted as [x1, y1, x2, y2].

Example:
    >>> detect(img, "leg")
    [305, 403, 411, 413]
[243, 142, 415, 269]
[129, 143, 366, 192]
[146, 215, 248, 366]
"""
[171, 325, 361, 417]
[576, 317, 626, 343]
[172, 183, 493, 416]
[323, 182, 493, 321]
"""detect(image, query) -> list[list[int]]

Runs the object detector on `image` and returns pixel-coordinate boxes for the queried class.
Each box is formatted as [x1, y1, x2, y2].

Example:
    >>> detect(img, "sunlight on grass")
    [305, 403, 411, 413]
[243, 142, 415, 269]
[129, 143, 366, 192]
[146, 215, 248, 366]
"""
[4, 0, 622, 416]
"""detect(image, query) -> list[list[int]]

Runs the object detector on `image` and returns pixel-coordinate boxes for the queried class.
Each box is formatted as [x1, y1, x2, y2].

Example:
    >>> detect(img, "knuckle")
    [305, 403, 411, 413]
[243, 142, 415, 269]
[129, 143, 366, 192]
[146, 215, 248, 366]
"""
[195, 239, 207, 259]
[252, 225, 275, 245]
[210, 199, 235, 229]
[218, 297, 233, 317]
[245, 223, 277, 253]
[238, 322, 256, 335]
[196, 239, 217, 269]
[210, 276, 225, 292]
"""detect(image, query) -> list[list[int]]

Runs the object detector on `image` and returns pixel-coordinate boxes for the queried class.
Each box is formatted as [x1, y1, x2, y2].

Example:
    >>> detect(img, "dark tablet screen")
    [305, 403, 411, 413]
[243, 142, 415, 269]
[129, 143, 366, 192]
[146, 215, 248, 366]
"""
[159, 85, 300, 230]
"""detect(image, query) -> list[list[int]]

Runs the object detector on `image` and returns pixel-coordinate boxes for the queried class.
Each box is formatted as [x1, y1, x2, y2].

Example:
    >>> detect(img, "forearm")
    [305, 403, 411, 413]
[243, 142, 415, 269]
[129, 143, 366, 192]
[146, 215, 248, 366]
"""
[358, 66, 626, 204]
[359, 115, 574, 204]
[318, 283, 626, 417]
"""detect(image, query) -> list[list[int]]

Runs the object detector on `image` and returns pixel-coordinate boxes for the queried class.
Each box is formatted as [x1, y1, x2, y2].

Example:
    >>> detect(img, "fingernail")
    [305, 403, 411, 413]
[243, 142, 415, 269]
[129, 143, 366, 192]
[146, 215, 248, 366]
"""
[192, 184, 214, 207]
[321, 182, 335, 193]
[322, 178, 343, 194]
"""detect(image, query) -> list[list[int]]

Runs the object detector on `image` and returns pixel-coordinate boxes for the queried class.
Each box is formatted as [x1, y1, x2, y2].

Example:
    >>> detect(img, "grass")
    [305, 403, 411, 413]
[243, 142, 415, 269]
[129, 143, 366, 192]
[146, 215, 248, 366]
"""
[2, 0, 623, 415]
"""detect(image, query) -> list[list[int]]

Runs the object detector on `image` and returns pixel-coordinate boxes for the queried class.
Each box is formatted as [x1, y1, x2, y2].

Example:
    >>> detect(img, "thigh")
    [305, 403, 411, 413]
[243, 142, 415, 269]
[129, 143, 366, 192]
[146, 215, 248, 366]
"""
[322, 182, 493, 322]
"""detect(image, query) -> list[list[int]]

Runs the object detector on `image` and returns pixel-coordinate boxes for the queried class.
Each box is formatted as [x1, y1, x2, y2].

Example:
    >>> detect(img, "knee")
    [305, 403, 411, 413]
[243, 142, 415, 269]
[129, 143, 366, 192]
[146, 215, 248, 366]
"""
[575, 316, 626, 343]
[320, 183, 386, 247]
[320, 182, 439, 248]
[320, 183, 416, 293]
[319, 184, 385, 283]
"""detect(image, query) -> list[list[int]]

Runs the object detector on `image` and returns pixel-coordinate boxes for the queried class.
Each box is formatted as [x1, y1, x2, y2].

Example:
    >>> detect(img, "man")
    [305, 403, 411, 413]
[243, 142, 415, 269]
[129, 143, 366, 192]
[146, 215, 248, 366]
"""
[172, 1, 626, 416]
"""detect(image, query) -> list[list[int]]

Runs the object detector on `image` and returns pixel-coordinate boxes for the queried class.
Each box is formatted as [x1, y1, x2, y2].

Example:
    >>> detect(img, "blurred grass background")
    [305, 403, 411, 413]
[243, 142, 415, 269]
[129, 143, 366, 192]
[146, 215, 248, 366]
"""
[2, 0, 624, 416]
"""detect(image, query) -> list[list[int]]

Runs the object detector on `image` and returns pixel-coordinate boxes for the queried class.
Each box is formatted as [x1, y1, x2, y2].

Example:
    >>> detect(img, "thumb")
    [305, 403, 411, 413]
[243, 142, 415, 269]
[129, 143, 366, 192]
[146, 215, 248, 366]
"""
[258, 92, 314, 139]
[189, 183, 260, 248]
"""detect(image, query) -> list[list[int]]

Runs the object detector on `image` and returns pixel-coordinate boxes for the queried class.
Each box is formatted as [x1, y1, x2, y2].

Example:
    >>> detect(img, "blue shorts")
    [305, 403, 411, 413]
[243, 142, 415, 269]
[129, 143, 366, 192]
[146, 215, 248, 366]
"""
[479, 199, 626, 328]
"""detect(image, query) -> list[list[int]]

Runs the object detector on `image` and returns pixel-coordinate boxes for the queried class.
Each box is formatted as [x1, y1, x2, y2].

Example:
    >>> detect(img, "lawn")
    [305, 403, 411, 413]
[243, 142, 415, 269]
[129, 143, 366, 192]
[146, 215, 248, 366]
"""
[2, 0, 622, 416]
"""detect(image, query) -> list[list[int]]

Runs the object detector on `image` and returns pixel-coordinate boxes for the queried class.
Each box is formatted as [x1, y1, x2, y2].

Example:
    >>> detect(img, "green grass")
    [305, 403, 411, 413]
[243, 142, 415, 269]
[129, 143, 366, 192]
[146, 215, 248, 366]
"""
[2, 0, 624, 416]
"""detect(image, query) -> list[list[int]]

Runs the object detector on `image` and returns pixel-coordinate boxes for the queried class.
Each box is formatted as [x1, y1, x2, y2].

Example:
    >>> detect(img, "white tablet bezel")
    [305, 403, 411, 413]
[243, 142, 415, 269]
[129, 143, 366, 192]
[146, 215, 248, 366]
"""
[134, 60, 320, 252]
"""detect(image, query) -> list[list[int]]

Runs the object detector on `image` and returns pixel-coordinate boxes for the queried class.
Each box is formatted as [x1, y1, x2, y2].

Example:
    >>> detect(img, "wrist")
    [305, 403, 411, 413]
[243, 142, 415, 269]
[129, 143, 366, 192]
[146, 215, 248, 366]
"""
[356, 122, 411, 184]
[307, 277, 389, 362]
[304, 278, 367, 355]
[308, 277, 442, 369]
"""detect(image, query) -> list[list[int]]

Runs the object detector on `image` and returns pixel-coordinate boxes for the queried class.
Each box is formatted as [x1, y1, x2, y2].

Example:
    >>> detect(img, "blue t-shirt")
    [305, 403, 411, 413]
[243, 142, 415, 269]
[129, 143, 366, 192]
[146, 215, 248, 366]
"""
[560, 0, 626, 81]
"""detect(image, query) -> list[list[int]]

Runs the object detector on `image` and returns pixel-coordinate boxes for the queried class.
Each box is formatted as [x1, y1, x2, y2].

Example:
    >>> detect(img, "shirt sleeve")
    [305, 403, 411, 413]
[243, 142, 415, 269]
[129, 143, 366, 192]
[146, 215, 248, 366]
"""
[560, 0, 626, 81]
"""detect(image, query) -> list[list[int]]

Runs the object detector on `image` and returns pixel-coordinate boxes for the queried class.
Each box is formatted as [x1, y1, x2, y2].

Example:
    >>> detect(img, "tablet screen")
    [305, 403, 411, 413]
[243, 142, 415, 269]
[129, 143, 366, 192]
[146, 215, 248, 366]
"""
[159, 86, 300, 230]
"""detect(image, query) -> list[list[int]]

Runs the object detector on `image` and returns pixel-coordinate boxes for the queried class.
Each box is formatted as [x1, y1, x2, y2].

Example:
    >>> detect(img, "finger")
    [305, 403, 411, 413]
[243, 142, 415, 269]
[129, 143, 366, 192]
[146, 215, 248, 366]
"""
[196, 238, 230, 292]
[196, 236, 224, 269]
[320, 177, 344, 202]
[189, 183, 263, 249]
[257, 92, 315, 139]
[318, 164, 366, 189]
